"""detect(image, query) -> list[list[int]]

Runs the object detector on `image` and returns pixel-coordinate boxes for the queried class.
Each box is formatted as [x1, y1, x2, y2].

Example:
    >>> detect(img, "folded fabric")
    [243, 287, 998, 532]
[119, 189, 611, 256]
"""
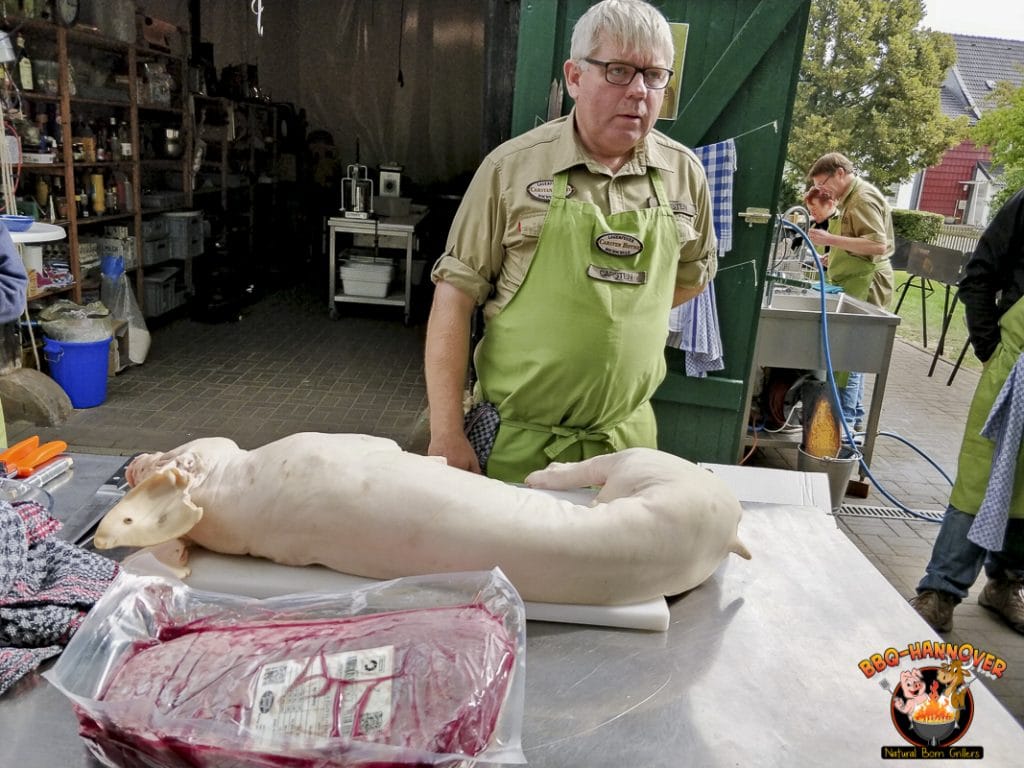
[968, 354, 1024, 551]
[1, 500, 119, 696]
[667, 281, 725, 377]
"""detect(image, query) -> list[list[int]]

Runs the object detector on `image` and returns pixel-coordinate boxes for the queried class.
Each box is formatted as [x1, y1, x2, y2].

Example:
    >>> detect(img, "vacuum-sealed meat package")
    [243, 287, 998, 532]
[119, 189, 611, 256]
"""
[45, 568, 527, 767]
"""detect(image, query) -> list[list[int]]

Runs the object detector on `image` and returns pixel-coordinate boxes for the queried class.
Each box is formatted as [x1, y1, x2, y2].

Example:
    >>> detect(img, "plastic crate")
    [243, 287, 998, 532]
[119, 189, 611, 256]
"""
[142, 236, 170, 266]
[339, 260, 394, 298]
[141, 217, 169, 241]
[161, 211, 204, 259]
[80, 235, 137, 270]
[141, 191, 186, 209]
[142, 266, 180, 317]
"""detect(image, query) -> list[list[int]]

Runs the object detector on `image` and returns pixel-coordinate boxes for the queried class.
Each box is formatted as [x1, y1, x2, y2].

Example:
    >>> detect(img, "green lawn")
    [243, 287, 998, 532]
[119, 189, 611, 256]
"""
[890, 270, 981, 373]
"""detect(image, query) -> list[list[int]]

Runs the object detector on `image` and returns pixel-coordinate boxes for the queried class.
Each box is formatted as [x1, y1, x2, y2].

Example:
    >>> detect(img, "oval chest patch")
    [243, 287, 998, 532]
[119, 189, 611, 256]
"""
[526, 179, 574, 201]
[596, 232, 643, 257]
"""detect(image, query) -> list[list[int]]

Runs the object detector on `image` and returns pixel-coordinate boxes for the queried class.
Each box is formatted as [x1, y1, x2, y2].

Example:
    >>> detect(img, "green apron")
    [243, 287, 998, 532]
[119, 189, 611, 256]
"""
[474, 169, 679, 482]
[950, 295, 1024, 518]
[826, 179, 893, 307]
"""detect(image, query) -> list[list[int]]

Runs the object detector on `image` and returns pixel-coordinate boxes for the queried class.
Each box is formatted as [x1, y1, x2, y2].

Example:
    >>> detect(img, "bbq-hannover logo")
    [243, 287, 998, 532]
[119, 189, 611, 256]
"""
[858, 640, 1009, 759]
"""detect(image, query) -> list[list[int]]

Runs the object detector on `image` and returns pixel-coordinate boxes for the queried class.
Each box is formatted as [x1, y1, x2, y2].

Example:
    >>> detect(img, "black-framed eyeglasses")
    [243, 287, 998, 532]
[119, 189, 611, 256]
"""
[583, 58, 673, 90]
[812, 173, 834, 191]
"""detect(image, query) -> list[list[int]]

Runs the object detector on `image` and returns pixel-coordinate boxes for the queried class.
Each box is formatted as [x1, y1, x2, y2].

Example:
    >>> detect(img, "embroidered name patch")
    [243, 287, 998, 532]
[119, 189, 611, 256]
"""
[670, 200, 697, 217]
[595, 232, 643, 257]
[587, 264, 647, 284]
[526, 179, 574, 201]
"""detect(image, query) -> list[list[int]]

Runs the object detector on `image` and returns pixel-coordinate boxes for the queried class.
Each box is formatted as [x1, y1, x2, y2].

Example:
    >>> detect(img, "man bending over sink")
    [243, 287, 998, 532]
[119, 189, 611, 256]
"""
[805, 152, 895, 434]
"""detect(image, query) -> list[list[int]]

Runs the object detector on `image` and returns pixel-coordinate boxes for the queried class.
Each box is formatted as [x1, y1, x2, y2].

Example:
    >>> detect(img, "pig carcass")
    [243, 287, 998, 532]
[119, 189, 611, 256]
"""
[93, 433, 750, 605]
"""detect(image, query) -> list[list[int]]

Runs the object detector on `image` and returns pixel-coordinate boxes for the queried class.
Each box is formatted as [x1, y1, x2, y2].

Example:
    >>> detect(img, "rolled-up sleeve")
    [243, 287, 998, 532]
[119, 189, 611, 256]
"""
[675, 159, 718, 291]
[430, 156, 506, 306]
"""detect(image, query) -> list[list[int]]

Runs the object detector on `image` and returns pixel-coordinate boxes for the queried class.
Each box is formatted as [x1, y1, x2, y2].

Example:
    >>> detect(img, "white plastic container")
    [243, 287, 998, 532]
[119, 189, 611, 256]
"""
[339, 260, 394, 298]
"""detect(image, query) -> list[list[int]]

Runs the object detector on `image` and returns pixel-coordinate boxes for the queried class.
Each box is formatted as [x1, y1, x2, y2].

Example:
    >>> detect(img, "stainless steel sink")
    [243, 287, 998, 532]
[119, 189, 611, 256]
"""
[744, 285, 903, 474]
[766, 292, 845, 313]
[755, 289, 901, 371]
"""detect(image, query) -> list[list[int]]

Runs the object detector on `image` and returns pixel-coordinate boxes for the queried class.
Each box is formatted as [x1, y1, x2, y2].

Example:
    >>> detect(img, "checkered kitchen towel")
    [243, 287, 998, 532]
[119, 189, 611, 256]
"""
[464, 402, 500, 473]
[1, 500, 119, 696]
[692, 138, 736, 257]
[666, 139, 735, 376]
[667, 281, 725, 377]
[968, 353, 1024, 551]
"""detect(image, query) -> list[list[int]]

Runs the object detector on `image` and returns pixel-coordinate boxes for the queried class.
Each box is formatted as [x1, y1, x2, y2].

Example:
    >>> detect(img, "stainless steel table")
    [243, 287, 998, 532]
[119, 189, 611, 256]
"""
[4, 454, 1024, 766]
[326, 207, 428, 325]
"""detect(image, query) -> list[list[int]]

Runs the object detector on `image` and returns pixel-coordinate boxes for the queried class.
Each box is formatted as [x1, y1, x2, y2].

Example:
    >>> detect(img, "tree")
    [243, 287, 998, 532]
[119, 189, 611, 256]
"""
[783, 0, 966, 201]
[971, 79, 1024, 216]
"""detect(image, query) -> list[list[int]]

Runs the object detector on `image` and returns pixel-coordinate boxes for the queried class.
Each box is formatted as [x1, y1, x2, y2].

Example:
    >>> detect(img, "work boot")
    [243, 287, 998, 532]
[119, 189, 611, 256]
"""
[910, 590, 957, 632]
[978, 579, 1024, 635]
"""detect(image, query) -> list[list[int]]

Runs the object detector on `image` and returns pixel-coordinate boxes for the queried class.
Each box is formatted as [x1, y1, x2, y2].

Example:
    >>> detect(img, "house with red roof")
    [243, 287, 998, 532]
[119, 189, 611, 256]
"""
[895, 34, 1024, 224]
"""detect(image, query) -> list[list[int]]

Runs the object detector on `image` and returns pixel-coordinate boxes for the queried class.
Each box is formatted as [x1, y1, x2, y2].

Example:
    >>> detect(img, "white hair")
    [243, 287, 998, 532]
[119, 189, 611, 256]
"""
[570, 0, 674, 64]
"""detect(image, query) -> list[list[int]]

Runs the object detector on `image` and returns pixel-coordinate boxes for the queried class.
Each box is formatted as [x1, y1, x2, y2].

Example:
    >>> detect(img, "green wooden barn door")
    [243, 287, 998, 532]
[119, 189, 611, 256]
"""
[511, 0, 811, 464]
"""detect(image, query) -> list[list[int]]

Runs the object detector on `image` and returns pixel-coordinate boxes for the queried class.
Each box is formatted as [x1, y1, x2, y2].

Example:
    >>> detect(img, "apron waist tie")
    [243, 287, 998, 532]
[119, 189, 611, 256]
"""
[501, 418, 612, 460]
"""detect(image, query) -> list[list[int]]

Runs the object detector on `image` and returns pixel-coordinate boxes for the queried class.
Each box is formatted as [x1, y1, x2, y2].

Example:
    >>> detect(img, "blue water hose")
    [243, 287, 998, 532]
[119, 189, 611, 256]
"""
[777, 219, 951, 521]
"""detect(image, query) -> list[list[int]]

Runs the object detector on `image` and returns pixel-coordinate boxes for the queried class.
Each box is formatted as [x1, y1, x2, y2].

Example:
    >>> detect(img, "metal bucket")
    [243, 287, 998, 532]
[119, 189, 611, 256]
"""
[797, 444, 862, 512]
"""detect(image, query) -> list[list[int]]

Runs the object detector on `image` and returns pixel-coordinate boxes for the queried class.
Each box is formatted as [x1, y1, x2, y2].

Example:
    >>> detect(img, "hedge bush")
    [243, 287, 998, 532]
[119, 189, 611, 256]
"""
[891, 208, 945, 243]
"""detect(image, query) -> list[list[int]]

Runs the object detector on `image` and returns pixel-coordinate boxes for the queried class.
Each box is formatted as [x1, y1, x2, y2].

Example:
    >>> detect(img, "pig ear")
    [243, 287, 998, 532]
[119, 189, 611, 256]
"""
[101, 467, 203, 547]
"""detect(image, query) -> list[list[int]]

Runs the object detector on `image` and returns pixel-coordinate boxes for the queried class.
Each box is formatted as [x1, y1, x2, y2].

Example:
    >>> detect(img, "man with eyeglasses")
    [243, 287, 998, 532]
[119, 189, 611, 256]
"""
[425, 0, 716, 482]
[804, 152, 895, 434]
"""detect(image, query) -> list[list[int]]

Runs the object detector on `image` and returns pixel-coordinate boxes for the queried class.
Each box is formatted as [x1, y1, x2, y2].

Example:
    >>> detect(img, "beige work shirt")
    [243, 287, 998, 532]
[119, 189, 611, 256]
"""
[431, 110, 717, 320]
[837, 176, 896, 262]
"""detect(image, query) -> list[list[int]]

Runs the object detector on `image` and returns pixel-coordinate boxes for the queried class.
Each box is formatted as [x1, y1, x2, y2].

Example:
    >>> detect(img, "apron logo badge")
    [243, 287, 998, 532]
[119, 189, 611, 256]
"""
[595, 232, 643, 257]
[587, 264, 647, 285]
[526, 179, 573, 201]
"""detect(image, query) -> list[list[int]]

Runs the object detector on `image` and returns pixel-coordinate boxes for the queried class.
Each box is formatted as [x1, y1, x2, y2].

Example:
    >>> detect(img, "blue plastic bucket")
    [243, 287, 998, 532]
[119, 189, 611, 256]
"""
[43, 336, 112, 408]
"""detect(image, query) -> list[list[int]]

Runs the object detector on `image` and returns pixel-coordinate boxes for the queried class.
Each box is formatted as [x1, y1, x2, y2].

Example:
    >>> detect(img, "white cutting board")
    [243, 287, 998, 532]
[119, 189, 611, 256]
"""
[171, 550, 670, 632]
[124, 551, 670, 632]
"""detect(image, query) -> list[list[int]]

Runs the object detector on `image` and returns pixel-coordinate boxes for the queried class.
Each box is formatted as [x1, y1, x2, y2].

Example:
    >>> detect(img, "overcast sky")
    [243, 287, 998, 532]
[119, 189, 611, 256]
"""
[922, 0, 1024, 40]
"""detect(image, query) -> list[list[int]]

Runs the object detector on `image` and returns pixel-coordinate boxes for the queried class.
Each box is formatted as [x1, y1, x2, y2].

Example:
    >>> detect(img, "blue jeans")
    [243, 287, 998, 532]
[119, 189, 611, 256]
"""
[917, 505, 1024, 600]
[838, 371, 865, 428]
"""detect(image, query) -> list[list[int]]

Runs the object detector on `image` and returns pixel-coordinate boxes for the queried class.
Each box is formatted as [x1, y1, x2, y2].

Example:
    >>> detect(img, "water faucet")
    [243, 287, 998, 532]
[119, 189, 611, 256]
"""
[765, 205, 811, 306]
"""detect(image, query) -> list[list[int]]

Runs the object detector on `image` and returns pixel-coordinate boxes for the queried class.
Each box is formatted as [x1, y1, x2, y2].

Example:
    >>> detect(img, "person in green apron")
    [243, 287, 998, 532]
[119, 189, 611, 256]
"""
[910, 188, 1024, 636]
[0, 222, 31, 450]
[424, 0, 717, 482]
[806, 152, 895, 432]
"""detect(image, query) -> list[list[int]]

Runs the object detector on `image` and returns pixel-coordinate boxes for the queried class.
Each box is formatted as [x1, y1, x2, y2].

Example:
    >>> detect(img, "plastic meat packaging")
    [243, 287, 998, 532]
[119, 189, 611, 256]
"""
[45, 568, 527, 767]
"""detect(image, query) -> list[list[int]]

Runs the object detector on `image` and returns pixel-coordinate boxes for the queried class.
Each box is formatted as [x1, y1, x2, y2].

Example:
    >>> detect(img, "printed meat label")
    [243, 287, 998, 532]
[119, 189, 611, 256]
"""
[250, 645, 395, 742]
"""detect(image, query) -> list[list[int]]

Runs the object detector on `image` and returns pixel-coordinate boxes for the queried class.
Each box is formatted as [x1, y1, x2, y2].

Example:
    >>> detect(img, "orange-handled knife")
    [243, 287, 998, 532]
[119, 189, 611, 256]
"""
[1, 436, 41, 477]
[14, 440, 69, 478]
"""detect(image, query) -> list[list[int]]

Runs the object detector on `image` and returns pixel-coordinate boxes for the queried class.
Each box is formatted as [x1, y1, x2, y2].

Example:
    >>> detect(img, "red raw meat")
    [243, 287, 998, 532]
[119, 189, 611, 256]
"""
[76, 603, 516, 767]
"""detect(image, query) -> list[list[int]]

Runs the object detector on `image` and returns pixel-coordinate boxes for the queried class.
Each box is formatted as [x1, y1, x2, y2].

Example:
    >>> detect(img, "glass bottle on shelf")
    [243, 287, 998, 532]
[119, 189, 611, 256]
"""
[106, 181, 119, 214]
[78, 176, 90, 218]
[81, 120, 96, 163]
[90, 173, 106, 215]
[118, 121, 132, 159]
[16, 35, 34, 92]
[34, 175, 49, 213]
[96, 121, 107, 161]
[109, 117, 122, 161]
[114, 170, 131, 212]
[53, 175, 68, 220]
